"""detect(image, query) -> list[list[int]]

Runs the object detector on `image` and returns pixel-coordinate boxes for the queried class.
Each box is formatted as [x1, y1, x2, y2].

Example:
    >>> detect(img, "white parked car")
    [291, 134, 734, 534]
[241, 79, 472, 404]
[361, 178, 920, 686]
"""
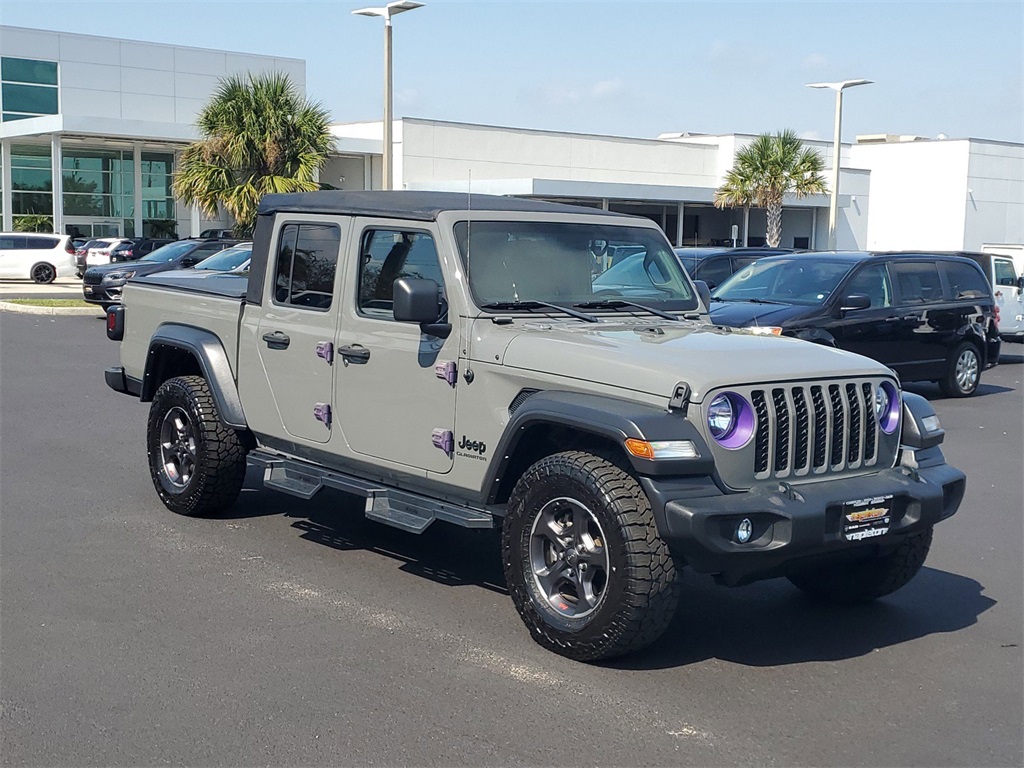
[0, 232, 77, 283]
[85, 238, 132, 267]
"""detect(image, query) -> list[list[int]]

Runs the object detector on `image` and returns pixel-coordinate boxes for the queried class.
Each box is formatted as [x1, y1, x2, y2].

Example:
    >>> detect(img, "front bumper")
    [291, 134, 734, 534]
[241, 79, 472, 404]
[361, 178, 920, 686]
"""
[649, 455, 965, 586]
[82, 282, 124, 305]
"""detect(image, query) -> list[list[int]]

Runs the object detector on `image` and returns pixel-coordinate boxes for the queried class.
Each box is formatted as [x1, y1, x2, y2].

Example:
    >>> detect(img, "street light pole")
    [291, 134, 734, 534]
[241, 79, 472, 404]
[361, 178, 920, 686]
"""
[806, 79, 872, 249]
[353, 1, 424, 191]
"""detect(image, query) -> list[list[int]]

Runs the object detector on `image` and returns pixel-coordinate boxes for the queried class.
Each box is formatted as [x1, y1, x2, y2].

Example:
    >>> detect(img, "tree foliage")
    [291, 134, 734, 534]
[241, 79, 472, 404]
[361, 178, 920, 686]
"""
[714, 130, 827, 247]
[174, 72, 335, 236]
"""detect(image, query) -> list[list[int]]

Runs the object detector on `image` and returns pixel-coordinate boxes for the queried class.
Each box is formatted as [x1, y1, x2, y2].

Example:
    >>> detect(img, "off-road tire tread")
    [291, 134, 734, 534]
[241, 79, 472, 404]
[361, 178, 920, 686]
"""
[788, 527, 933, 603]
[503, 450, 679, 661]
[147, 375, 246, 517]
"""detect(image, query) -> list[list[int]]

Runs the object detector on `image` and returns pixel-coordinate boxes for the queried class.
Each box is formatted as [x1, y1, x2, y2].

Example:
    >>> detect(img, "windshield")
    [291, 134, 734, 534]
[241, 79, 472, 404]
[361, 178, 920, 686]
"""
[193, 244, 253, 271]
[712, 257, 854, 305]
[138, 240, 199, 264]
[454, 221, 697, 312]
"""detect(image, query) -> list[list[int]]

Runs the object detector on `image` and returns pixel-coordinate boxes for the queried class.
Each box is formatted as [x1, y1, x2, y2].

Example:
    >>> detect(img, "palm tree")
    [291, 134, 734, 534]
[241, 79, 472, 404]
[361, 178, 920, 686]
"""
[174, 72, 335, 236]
[714, 131, 827, 247]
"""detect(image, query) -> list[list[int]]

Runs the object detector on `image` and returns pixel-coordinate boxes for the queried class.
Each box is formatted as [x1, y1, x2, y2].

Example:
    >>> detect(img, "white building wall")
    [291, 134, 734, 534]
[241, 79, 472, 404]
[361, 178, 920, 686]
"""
[964, 140, 1024, 250]
[0, 26, 305, 130]
[850, 140, 971, 250]
[396, 119, 720, 189]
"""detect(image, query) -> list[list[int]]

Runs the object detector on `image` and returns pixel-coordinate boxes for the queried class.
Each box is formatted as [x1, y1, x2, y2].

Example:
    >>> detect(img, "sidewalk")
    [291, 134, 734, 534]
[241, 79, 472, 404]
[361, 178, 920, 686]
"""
[0, 277, 83, 300]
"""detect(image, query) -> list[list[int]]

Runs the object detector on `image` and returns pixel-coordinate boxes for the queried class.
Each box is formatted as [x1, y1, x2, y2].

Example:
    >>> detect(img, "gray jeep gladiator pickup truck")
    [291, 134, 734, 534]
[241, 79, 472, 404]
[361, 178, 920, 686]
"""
[105, 191, 966, 661]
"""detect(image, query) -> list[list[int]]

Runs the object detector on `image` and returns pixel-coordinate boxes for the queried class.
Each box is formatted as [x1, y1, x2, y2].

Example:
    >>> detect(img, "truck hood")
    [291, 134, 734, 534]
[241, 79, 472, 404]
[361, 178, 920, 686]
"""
[495, 319, 887, 401]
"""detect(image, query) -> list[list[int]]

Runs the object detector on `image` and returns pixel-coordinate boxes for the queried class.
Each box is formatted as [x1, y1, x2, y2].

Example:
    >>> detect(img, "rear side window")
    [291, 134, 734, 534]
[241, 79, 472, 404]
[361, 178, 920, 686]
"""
[0, 236, 24, 249]
[942, 260, 991, 299]
[273, 223, 341, 310]
[890, 261, 944, 305]
[694, 257, 732, 288]
[22, 236, 58, 250]
[994, 259, 1018, 287]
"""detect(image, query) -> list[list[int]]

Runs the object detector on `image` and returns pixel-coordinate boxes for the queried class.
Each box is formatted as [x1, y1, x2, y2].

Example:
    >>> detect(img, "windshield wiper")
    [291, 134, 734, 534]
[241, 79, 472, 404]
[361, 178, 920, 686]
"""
[480, 300, 599, 323]
[713, 297, 787, 305]
[573, 299, 679, 321]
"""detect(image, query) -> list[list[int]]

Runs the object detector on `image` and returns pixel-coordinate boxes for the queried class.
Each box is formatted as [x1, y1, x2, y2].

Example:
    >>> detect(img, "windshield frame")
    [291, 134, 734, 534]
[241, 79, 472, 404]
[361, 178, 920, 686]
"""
[453, 219, 699, 315]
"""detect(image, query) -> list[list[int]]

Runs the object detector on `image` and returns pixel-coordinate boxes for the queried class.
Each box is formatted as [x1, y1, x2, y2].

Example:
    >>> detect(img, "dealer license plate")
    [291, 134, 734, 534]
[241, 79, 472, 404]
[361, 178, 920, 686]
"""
[841, 495, 893, 541]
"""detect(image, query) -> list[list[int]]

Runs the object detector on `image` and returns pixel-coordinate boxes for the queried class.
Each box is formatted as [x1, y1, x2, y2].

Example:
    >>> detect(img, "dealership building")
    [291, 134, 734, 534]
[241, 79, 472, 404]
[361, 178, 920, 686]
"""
[2, 25, 1021, 251]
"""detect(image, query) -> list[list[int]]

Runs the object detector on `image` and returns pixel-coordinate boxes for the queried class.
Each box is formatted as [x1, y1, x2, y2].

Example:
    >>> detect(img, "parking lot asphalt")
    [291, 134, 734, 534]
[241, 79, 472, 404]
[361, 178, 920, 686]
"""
[1, 312, 1021, 767]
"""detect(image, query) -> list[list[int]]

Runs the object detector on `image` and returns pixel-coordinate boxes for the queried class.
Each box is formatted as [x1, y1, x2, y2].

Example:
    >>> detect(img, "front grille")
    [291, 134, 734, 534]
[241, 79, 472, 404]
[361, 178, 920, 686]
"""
[750, 379, 882, 481]
[707, 377, 897, 489]
[83, 269, 104, 285]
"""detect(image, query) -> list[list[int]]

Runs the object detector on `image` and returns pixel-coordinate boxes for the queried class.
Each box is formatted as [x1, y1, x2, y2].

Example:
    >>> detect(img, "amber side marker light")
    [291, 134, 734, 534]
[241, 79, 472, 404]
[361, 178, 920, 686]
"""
[624, 439, 700, 460]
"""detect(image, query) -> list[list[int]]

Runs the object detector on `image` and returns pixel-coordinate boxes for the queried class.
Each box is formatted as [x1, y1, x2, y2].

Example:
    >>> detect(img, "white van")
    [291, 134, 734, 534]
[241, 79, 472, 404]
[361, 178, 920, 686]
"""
[0, 233, 77, 283]
[962, 250, 1024, 342]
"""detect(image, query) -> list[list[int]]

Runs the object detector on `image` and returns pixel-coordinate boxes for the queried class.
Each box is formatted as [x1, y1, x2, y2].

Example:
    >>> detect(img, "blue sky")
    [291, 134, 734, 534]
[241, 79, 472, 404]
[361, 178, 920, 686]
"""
[4, 0, 1022, 143]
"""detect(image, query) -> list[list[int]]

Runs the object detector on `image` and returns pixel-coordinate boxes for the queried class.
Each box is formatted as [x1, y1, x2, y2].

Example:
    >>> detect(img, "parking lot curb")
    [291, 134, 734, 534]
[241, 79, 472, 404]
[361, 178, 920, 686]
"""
[0, 300, 102, 317]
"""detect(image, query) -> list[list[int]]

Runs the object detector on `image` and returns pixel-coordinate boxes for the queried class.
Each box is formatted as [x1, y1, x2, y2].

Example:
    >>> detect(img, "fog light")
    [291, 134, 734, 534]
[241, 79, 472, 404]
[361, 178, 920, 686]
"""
[736, 518, 753, 543]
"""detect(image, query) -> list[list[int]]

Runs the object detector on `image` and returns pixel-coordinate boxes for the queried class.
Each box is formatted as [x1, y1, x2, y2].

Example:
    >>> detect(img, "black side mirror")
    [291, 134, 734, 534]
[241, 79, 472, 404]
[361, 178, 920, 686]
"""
[393, 278, 451, 338]
[1017, 275, 1024, 291]
[693, 280, 712, 311]
[840, 293, 872, 311]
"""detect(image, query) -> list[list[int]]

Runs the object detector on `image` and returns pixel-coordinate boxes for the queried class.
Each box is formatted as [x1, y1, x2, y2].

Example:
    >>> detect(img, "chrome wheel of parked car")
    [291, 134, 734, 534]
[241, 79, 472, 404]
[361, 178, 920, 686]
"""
[159, 406, 197, 489]
[30, 262, 56, 284]
[940, 342, 981, 397]
[528, 496, 610, 620]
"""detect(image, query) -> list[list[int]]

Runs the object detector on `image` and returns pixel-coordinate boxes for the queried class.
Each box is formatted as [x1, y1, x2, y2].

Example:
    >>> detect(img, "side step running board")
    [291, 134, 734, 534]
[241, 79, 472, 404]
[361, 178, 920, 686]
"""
[248, 449, 496, 534]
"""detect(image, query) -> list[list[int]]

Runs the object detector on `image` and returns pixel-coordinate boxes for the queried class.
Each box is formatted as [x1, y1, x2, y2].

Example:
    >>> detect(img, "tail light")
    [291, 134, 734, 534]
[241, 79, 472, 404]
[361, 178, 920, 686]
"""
[994, 304, 1000, 328]
[65, 240, 75, 253]
[106, 305, 125, 341]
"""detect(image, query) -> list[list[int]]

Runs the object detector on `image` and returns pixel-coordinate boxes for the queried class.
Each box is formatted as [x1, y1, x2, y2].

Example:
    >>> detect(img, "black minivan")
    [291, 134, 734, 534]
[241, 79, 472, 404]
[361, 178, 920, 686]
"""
[709, 251, 1001, 397]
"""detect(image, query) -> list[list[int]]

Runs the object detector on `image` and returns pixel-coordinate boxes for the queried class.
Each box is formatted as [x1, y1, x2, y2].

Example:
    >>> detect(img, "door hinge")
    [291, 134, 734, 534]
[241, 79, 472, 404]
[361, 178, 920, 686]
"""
[316, 341, 334, 365]
[313, 403, 332, 428]
[435, 360, 457, 386]
[431, 428, 454, 455]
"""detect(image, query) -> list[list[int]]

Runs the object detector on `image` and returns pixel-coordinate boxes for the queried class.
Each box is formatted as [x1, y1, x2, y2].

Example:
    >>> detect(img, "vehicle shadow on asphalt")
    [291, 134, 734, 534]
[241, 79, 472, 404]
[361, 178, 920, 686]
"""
[231, 470, 995, 669]
[904, 381, 1014, 399]
[611, 566, 997, 670]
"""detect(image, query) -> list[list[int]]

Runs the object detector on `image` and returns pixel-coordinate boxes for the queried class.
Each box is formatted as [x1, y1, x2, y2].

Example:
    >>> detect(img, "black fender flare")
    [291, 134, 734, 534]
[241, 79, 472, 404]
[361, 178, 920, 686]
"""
[482, 390, 714, 505]
[143, 324, 247, 429]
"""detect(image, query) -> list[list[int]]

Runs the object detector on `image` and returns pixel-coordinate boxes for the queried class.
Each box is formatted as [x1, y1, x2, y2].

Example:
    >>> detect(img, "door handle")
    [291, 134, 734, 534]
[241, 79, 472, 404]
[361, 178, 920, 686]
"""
[262, 331, 290, 350]
[338, 344, 371, 363]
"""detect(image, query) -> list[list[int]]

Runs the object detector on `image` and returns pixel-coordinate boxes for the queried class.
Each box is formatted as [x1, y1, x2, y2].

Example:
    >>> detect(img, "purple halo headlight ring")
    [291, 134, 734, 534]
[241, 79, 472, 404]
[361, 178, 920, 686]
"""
[707, 392, 755, 449]
[876, 381, 901, 434]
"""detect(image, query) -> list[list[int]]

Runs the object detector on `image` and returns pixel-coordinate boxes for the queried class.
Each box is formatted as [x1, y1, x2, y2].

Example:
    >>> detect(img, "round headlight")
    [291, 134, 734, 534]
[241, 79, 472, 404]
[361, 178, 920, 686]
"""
[876, 381, 900, 434]
[706, 392, 755, 449]
[874, 384, 890, 419]
[707, 393, 735, 439]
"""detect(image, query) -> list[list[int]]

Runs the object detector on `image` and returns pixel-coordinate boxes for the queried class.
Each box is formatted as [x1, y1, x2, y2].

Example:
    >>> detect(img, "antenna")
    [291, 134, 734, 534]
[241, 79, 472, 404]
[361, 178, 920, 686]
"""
[463, 170, 475, 384]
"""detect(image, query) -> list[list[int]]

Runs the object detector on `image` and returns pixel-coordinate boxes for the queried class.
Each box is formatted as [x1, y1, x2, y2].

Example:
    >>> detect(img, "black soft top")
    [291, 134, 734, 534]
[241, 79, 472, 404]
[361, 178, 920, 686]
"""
[257, 190, 629, 221]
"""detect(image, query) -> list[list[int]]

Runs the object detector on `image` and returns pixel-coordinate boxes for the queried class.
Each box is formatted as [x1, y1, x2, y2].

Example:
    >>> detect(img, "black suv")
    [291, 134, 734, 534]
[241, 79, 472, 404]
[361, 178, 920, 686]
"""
[108, 238, 177, 263]
[82, 239, 238, 308]
[674, 247, 794, 290]
[709, 251, 1001, 397]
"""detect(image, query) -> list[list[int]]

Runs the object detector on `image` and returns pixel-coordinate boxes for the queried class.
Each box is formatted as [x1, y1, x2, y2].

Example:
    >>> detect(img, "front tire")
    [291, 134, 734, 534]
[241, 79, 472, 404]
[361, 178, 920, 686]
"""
[31, 262, 56, 284]
[502, 450, 680, 661]
[787, 527, 933, 603]
[939, 341, 981, 397]
[147, 375, 247, 516]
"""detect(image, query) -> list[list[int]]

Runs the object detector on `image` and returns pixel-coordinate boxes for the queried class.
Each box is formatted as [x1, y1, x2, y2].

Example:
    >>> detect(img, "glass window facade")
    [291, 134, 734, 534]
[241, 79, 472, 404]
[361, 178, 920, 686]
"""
[62, 147, 135, 233]
[11, 144, 53, 216]
[1, 57, 59, 122]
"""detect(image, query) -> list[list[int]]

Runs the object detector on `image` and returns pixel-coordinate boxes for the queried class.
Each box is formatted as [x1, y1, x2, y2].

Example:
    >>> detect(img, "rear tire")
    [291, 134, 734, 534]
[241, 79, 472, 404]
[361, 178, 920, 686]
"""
[939, 341, 981, 397]
[31, 262, 56, 284]
[787, 527, 933, 603]
[502, 450, 680, 661]
[147, 375, 247, 516]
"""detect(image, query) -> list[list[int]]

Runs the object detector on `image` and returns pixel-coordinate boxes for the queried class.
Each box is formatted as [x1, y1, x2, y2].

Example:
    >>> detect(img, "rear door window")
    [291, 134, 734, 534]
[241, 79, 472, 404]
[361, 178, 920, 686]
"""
[695, 256, 732, 288]
[942, 260, 990, 299]
[994, 258, 1018, 287]
[273, 223, 341, 310]
[889, 261, 944, 305]
[24, 236, 58, 250]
